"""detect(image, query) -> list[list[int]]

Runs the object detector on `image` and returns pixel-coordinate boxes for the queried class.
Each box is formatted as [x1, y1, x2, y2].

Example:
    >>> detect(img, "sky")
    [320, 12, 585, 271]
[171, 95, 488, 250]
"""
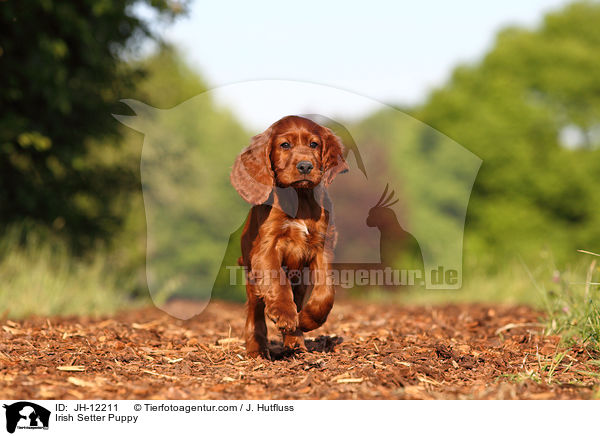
[147, 0, 570, 128]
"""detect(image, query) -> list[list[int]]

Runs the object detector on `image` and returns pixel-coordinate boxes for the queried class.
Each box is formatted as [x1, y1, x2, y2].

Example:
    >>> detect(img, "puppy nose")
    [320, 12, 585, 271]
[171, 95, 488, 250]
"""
[296, 161, 313, 174]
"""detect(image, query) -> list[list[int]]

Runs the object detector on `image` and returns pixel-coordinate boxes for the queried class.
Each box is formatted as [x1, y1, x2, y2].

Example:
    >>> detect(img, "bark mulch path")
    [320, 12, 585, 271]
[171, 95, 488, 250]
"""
[1, 300, 599, 399]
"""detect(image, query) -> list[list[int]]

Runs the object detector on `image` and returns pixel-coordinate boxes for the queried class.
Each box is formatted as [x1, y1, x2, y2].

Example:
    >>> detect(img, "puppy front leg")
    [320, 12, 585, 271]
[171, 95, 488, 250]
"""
[253, 253, 298, 333]
[298, 255, 335, 332]
[282, 329, 307, 351]
[282, 282, 308, 351]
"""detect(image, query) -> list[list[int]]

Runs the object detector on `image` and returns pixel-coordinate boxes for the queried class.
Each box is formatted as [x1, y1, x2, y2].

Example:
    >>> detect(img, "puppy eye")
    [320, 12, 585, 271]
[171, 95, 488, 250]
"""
[280, 142, 291, 149]
[310, 142, 319, 148]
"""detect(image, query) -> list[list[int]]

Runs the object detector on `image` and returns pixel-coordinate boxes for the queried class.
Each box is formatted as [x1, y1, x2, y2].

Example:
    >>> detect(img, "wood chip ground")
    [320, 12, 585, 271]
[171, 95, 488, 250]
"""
[1, 300, 598, 399]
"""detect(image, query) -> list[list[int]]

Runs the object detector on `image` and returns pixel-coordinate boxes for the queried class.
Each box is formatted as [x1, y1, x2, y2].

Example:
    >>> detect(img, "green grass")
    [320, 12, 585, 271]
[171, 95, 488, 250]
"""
[0, 227, 146, 319]
[357, 252, 596, 311]
[390, 261, 544, 307]
[540, 250, 600, 351]
[360, 254, 562, 307]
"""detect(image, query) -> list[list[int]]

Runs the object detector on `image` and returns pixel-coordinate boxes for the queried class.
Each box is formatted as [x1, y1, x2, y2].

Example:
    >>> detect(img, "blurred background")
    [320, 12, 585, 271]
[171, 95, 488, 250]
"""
[2, 0, 600, 319]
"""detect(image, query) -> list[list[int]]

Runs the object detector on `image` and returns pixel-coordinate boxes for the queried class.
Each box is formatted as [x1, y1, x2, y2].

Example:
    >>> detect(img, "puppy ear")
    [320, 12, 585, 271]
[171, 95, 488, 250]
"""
[230, 128, 275, 204]
[322, 129, 349, 185]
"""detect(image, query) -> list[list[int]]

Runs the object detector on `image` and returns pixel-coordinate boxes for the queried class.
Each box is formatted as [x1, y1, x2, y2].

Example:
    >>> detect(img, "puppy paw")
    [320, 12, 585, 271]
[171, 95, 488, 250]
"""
[245, 336, 268, 358]
[266, 306, 298, 333]
[283, 332, 307, 352]
[245, 348, 261, 358]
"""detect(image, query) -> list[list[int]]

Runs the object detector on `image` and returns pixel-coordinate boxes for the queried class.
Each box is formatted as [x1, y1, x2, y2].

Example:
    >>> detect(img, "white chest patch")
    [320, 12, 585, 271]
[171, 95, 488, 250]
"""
[283, 220, 309, 236]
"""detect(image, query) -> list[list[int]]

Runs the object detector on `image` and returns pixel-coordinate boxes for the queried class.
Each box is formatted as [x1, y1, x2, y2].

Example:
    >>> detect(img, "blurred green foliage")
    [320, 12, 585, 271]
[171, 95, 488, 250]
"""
[0, 0, 187, 251]
[3, 1, 600, 316]
[415, 1, 600, 268]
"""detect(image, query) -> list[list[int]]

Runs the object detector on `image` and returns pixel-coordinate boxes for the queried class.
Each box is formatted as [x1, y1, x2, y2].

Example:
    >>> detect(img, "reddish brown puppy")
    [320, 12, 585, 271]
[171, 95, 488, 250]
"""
[230, 116, 348, 358]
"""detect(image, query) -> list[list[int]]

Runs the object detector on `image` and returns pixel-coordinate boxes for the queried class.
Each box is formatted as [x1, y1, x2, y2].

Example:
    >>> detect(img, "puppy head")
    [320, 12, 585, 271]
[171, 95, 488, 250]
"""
[231, 115, 348, 205]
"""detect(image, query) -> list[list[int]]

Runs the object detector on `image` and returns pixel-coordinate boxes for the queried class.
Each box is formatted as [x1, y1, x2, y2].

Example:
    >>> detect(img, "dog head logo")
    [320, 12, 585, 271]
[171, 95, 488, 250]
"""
[3, 402, 50, 434]
[114, 81, 481, 319]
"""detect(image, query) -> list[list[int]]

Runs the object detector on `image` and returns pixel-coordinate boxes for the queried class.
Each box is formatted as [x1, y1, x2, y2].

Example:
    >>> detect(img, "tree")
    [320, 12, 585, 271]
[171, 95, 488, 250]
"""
[0, 1, 186, 250]
[414, 1, 600, 264]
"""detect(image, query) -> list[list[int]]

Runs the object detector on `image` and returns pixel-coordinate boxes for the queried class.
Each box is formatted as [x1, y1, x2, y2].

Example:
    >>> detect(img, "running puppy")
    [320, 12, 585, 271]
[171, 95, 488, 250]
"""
[230, 116, 348, 357]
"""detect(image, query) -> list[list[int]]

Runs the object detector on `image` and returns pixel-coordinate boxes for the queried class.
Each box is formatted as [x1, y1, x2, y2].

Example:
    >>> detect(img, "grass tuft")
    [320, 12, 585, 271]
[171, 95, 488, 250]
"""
[0, 226, 144, 319]
[541, 250, 600, 351]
